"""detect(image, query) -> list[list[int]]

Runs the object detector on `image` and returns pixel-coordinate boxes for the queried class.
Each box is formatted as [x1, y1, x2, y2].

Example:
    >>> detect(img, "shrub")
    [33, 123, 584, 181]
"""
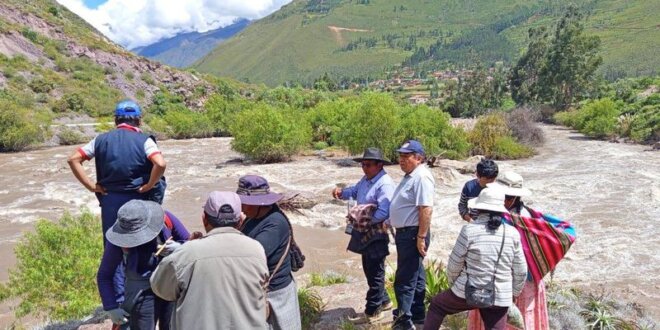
[506, 107, 545, 146]
[334, 92, 402, 160]
[204, 94, 249, 136]
[0, 98, 47, 151]
[305, 98, 354, 145]
[53, 93, 89, 113]
[492, 136, 536, 159]
[313, 141, 328, 150]
[579, 98, 621, 138]
[308, 271, 347, 287]
[298, 288, 324, 329]
[163, 108, 214, 139]
[0, 211, 103, 320]
[629, 104, 659, 143]
[424, 260, 450, 308]
[468, 113, 510, 156]
[57, 127, 87, 145]
[230, 104, 312, 163]
[29, 77, 55, 93]
[400, 105, 470, 160]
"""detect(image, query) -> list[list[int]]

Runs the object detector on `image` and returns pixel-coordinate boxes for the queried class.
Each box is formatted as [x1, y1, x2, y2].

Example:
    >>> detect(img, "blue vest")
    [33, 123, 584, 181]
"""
[94, 128, 152, 192]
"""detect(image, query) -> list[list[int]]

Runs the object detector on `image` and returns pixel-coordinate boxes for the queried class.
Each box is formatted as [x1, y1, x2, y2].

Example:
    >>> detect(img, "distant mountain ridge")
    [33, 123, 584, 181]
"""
[134, 19, 250, 68]
[193, 0, 659, 86]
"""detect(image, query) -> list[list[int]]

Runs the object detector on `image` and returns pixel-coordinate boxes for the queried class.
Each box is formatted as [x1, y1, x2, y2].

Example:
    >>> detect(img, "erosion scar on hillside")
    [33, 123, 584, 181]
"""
[327, 25, 372, 46]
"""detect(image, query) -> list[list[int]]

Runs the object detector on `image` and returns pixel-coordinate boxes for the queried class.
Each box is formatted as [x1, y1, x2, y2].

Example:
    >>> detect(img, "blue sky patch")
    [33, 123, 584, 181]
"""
[83, 0, 107, 9]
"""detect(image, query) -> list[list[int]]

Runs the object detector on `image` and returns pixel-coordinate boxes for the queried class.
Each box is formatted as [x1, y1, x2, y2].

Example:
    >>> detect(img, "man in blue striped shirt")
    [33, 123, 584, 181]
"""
[457, 159, 498, 222]
[333, 147, 395, 324]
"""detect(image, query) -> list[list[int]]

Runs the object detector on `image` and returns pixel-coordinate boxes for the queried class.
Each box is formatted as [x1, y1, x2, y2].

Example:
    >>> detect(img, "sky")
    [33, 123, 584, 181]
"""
[57, 0, 292, 49]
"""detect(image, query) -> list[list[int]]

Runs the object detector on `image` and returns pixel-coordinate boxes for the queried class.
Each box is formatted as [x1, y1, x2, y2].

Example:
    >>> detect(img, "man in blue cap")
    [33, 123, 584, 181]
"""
[68, 99, 167, 304]
[389, 140, 435, 330]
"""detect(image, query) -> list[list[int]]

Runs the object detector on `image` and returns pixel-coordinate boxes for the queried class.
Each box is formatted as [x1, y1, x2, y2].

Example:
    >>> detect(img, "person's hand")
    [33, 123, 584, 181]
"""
[417, 236, 427, 257]
[462, 214, 472, 222]
[159, 240, 182, 257]
[107, 308, 128, 325]
[189, 231, 204, 240]
[138, 183, 154, 193]
[90, 183, 107, 195]
[332, 187, 342, 199]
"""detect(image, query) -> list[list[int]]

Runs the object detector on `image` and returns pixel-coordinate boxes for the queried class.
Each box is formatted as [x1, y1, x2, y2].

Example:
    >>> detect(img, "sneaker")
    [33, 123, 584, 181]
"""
[381, 301, 394, 311]
[412, 317, 425, 325]
[348, 310, 386, 324]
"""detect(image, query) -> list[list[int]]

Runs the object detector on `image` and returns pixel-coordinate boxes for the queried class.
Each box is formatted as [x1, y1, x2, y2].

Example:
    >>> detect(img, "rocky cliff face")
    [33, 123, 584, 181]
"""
[0, 0, 213, 111]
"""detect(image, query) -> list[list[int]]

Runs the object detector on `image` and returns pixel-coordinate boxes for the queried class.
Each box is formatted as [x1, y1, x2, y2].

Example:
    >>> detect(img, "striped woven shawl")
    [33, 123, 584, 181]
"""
[504, 208, 577, 283]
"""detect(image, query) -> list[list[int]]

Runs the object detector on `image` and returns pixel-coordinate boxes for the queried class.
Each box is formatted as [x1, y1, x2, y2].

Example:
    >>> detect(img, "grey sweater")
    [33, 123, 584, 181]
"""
[447, 214, 527, 307]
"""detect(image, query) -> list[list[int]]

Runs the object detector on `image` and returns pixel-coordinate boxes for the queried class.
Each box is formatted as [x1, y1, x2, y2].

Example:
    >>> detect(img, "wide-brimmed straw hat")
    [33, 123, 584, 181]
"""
[236, 175, 284, 206]
[487, 171, 531, 197]
[468, 187, 509, 214]
[106, 200, 164, 248]
[352, 147, 391, 164]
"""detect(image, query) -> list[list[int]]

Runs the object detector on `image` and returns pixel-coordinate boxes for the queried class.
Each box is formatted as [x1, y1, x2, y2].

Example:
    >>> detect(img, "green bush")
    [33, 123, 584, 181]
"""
[468, 113, 510, 156]
[0, 211, 103, 320]
[424, 260, 450, 308]
[298, 288, 324, 329]
[493, 136, 536, 159]
[204, 94, 249, 136]
[399, 105, 470, 160]
[230, 103, 312, 163]
[0, 98, 47, 151]
[629, 104, 659, 142]
[305, 98, 354, 145]
[580, 98, 621, 138]
[57, 127, 87, 145]
[163, 108, 214, 139]
[313, 141, 329, 150]
[334, 92, 402, 160]
[308, 272, 347, 287]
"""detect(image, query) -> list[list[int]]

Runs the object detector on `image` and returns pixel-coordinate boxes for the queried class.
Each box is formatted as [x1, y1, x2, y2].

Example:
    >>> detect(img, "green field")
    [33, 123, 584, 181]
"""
[194, 0, 659, 86]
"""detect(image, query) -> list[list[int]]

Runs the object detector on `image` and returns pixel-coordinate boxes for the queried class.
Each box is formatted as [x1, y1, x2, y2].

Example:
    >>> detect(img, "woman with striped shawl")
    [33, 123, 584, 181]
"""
[468, 171, 577, 330]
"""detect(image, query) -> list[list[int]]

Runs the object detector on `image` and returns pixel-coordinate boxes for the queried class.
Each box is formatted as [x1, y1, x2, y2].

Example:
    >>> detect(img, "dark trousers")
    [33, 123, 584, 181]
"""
[393, 227, 430, 329]
[98, 191, 144, 305]
[120, 290, 173, 330]
[424, 290, 508, 330]
[361, 242, 391, 315]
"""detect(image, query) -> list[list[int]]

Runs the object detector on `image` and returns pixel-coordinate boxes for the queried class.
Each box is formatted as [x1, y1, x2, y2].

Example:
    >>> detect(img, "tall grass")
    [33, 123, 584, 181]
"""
[298, 287, 325, 329]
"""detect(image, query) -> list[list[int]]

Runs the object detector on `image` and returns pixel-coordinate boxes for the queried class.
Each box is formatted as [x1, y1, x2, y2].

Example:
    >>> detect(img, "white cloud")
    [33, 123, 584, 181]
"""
[56, 0, 292, 49]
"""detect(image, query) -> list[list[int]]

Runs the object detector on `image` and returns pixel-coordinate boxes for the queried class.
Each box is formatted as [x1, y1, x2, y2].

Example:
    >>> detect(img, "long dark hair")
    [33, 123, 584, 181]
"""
[482, 210, 504, 231]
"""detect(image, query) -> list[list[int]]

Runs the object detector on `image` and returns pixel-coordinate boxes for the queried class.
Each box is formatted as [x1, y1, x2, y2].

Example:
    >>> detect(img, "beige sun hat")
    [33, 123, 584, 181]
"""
[487, 171, 532, 197]
[467, 187, 509, 214]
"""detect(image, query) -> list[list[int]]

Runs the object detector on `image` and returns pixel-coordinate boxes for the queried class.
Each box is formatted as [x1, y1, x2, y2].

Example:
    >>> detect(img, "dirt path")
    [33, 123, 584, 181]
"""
[327, 25, 372, 46]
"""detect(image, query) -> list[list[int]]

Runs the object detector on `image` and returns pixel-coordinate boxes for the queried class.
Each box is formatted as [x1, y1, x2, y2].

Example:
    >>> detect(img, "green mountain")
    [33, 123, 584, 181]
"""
[194, 0, 659, 86]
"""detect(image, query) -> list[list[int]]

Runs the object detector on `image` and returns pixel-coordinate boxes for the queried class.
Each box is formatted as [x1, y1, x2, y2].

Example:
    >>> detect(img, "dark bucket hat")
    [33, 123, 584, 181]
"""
[352, 147, 391, 164]
[236, 175, 284, 206]
[106, 200, 164, 248]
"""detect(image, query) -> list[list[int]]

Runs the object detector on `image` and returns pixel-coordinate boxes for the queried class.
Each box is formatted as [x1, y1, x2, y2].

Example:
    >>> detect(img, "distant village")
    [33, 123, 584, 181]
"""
[367, 67, 499, 105]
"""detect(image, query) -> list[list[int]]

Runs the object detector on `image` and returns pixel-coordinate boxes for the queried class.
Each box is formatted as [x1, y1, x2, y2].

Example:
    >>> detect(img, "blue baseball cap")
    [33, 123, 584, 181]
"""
[397, 140, 425, 155]
[115, 100, 142, 117]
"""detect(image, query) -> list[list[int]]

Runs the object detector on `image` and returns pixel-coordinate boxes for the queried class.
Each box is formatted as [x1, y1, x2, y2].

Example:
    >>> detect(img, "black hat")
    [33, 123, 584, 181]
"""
[352, 147, 391, 164]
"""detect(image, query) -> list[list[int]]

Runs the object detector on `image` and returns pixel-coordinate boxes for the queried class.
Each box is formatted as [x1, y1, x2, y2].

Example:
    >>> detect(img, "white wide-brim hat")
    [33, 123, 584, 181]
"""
[468, 187, 509, 214]
[487, 171, 531, 197]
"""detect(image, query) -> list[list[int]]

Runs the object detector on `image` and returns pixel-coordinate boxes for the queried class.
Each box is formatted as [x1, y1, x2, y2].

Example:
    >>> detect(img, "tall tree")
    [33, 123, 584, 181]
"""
[510, 6, 602, 110]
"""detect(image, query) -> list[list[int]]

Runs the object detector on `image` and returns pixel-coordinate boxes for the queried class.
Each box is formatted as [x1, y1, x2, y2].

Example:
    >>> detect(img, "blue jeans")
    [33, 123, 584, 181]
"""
[362, 240, 390, 315]
[97, 191, 144, 305]
[393, 227, 430, 329]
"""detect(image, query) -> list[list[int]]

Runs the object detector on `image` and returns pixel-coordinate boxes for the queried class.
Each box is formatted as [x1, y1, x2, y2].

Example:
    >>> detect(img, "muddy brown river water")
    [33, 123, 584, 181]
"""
[0, 124, 658, 326]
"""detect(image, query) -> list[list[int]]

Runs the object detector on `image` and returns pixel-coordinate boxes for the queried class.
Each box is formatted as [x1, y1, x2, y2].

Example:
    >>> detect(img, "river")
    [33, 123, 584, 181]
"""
[0, 124, 658, 325]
